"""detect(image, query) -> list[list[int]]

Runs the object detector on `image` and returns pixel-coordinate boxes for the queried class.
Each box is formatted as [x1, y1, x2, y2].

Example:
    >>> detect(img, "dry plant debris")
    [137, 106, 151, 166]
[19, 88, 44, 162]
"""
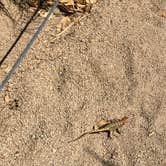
[59, 0, 94, 13]
[0, 63, 12, 80]
[56, 16, 72, 32]
[9, 0, 97, 13]
[1, 0, 98, 37]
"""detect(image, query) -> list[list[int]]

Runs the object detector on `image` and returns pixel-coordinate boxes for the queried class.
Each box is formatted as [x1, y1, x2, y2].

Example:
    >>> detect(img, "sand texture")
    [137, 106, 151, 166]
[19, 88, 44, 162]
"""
[0, 0, 166, 165]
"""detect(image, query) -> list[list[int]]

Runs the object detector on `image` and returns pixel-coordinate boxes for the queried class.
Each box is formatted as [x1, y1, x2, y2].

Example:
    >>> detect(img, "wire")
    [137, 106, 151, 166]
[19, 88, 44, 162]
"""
[0, 1, 40, 66]
[0, 0, 59, 91]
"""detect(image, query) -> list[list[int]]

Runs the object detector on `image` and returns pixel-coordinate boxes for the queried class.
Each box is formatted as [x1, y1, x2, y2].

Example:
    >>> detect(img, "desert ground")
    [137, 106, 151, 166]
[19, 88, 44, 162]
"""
[0, 0, 166, 165]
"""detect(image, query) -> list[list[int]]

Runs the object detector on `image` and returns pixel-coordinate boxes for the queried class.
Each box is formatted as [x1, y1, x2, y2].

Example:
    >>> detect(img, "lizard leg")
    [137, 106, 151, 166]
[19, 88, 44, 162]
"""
[112, 130, 120, 137]
[107, 131, 113, 139]
[116, 129, 121, 134]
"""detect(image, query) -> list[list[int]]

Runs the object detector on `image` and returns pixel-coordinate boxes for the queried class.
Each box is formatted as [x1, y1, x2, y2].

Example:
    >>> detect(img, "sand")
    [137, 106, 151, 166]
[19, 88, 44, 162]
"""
[0, 0, 166, 165]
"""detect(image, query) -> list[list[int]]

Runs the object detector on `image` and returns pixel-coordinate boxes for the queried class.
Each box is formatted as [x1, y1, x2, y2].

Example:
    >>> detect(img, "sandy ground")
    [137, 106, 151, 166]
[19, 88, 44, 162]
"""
[0, 0, 166, 165]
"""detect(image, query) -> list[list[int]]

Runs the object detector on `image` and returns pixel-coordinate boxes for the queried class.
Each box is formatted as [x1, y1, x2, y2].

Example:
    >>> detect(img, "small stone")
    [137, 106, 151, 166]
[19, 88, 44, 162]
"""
[4, 64, 12, 74]
[159, 10, 166, 18]
[148, 131, 155, 137]
[4, 95, 10, 103]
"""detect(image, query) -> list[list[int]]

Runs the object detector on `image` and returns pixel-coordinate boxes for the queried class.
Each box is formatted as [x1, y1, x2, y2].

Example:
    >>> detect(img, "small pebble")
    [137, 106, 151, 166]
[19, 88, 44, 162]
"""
[4, 95, 10, 103]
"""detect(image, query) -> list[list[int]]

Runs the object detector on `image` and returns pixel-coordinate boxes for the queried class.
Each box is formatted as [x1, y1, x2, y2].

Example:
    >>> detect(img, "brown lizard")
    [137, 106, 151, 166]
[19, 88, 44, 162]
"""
[68, 116, 128, 143]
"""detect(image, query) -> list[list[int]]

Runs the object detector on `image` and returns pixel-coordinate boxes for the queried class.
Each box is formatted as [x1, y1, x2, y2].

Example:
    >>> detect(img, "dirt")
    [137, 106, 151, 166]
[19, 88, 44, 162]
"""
[0, 0, 166, 166]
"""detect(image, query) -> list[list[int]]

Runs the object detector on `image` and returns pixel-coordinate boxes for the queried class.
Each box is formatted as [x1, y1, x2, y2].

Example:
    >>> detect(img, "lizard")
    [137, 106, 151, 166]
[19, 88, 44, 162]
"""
[68, 116, 128, 143]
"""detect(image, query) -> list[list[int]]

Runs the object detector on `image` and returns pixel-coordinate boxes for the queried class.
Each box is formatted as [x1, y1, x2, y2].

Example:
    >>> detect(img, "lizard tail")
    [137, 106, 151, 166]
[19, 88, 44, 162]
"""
[68, 131, 91, 143]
